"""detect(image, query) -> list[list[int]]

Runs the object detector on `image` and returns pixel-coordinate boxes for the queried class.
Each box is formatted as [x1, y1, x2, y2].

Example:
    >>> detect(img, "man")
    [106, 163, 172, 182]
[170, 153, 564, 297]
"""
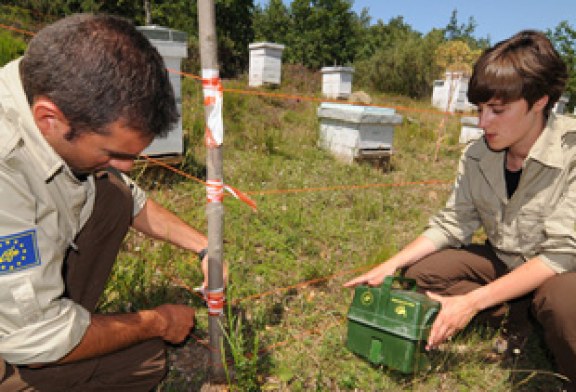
[345, 30, 576, 390]
[0, 13, 211, 390]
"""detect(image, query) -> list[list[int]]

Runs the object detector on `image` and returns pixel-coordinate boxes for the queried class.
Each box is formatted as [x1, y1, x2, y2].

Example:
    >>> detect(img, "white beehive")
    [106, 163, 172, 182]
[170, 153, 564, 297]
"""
[321, 66, 354, 100]
[249, 42, 285, 87]
[459, 116, 484, 144]
[317, 103, 402, 164]
[432, 72, 475, 113]
[137, 25, 187, 156]
[554, 94, 570, 114]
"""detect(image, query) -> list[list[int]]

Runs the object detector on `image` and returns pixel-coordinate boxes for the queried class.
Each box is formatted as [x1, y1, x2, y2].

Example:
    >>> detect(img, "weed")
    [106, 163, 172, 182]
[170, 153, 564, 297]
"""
[221, 304, 261, 391]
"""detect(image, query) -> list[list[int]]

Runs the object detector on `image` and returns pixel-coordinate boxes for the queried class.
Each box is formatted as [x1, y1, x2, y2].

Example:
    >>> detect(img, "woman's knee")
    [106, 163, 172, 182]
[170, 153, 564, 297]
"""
[533, 273, 576, 330]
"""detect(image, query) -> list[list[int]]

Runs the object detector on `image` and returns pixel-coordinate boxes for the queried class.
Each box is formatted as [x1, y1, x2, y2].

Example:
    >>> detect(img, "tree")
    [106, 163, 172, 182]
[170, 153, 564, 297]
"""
[355, 26, 444, 98]
[280, 0, 359, 69]
[444, 9, 475, 41]
[355, 16, 414, 61]
[434, 40, 481, 77]
[548, 21, 576, 111]
[253, 0, 290, 44]
[443, 9, 490, 49]
[214, 0, 255, 77]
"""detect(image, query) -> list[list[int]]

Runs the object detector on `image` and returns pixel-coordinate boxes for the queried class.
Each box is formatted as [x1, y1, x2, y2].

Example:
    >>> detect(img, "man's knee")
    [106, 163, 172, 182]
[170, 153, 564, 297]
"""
[93, 339, 168, 391]
[136, 339, 168, 389]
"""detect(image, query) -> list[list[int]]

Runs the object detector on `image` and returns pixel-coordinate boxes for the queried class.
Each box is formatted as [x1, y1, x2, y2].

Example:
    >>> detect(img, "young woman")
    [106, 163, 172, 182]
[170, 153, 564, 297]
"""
[345, 30, 576, 390]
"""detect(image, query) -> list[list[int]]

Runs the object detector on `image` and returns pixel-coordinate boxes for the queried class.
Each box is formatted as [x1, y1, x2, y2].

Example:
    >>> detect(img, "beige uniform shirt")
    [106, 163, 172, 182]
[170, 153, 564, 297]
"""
[0, 59, 147, 364]
[423, 113, 576, 273]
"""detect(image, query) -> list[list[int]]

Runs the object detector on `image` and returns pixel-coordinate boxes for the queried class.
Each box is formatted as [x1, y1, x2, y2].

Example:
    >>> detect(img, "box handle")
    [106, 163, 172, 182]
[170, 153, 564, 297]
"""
[382, 275, 417, 292]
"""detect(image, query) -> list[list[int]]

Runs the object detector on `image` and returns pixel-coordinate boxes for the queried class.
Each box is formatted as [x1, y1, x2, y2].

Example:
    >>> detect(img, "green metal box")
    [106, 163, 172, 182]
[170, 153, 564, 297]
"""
[346, 276, 440, 373]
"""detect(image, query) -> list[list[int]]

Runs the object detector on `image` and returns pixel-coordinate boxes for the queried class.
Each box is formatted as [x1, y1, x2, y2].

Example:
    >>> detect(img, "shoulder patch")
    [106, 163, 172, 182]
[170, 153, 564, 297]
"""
[0, 229, 41, 274]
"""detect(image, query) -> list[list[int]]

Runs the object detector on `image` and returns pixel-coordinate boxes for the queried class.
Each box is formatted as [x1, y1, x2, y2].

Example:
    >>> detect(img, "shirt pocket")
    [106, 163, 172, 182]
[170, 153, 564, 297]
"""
[516, 211, 546, 248]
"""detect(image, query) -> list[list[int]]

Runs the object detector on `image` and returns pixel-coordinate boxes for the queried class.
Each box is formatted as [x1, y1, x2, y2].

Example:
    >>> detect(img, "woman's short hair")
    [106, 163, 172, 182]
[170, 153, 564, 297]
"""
[468, 30, 567, 117]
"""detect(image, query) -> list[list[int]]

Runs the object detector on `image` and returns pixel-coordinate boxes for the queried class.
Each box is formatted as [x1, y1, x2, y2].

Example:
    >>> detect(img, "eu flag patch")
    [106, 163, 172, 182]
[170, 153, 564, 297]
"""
[0, 229, 41, 274]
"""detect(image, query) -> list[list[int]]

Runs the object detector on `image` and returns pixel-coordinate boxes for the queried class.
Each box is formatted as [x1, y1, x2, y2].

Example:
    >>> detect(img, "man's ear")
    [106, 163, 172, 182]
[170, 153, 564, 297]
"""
[31, 97, 68, 137]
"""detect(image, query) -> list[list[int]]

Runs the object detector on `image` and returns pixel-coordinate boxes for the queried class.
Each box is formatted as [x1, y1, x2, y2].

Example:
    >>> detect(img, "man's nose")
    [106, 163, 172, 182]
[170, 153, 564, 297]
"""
[108, 159, 135, 172]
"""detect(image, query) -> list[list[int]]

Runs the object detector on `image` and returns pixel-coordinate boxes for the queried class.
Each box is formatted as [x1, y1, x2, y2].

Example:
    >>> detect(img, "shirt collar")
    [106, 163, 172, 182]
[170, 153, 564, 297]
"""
[1, 58, 64, 180]
[469, 113, 568, 170]
[527, 113, 565, 169]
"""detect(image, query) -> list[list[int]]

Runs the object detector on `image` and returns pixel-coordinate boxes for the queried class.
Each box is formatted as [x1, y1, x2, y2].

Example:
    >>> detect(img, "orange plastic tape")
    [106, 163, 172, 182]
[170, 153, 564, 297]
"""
[202, 77, 223, 107]
[207, 289, 225, 316]
[206, 179, 224, 204]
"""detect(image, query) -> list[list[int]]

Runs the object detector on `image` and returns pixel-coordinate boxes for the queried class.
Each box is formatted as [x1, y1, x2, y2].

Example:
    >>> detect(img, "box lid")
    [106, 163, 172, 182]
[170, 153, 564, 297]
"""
[249, 42, 285, 51]
[318, 103, 402, 125]
[321, 66, 354, 74]
[137, 25, 187, 42]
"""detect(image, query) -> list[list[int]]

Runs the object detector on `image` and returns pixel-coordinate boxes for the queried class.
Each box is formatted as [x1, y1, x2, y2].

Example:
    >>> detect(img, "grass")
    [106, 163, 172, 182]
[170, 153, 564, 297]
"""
[100, 67, 563, 391]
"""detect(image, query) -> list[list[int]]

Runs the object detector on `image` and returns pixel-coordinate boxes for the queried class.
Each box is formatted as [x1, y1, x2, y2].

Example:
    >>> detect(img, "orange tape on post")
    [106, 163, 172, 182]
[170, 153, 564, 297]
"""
[206, 179, 258, 211]
[201, 69, 224, 146]
[204, 126, 219, 148]
[207, 288, 225, 316]
[202, 76, 222, 106]
[225, 184, 257, 212]
[206, 179, 224, 204]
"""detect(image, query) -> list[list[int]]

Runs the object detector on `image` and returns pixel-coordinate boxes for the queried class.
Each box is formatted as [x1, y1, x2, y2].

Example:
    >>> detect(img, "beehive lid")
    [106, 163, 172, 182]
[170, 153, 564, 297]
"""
[249, 42, 285, 51]
[321, 66, 355, 74]
[317, 102, 402, 124]
[137, 25, 187, 42]
[460, 116, 479, 126]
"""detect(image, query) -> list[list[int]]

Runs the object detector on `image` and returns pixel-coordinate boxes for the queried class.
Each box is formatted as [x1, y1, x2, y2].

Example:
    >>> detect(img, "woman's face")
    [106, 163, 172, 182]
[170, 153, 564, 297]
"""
[477, 96, 548, 155]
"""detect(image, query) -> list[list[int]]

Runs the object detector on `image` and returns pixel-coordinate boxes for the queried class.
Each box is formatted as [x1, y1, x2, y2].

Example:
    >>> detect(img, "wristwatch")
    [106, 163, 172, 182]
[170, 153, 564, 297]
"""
[198, 247, 208, 261]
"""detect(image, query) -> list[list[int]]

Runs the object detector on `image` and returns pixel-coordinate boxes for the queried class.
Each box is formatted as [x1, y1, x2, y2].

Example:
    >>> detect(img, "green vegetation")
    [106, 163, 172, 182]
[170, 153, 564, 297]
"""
[0, 29, 26, 66]
[2, 2, 576, 105]
[0, 3, 573, 390]
[0, 4, 29, 67]
[101, 71, 563, 390]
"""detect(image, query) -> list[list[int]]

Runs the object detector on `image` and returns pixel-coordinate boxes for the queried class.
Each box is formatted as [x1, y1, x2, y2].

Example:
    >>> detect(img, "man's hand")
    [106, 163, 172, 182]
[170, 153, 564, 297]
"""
[425, 292, 478, 350]
[200, 253, 228, 289]
[151, 304, 195, 344]
[58, 304, 196, 364]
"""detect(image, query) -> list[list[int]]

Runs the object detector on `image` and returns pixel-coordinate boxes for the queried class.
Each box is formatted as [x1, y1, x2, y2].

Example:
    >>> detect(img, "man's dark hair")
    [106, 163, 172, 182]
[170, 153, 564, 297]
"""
[20, 13, 179, 139]
[468, 30, 567, 117]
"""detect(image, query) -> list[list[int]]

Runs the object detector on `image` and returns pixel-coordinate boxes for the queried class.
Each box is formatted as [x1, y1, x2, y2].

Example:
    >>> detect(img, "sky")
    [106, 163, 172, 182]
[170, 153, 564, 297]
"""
[256, 1, 576, 44]
[350, 0, 576, 43]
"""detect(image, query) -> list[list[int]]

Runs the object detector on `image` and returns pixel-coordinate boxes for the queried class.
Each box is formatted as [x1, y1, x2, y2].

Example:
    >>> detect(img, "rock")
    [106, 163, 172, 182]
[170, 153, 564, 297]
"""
[348, 90, 372, 105]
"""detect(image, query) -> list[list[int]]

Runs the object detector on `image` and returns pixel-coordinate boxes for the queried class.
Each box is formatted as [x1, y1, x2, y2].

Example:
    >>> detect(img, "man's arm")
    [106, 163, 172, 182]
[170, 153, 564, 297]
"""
[56, 198, 205, 364]
[132, 199, 207, 253]
[57, 304, 194, 364]
[132, 199, 219, 287]
[426, 257, 555, 349]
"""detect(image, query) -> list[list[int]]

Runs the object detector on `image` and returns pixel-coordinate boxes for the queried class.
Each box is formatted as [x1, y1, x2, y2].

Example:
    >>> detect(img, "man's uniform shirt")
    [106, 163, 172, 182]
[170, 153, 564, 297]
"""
[0, 59, 147, 364]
